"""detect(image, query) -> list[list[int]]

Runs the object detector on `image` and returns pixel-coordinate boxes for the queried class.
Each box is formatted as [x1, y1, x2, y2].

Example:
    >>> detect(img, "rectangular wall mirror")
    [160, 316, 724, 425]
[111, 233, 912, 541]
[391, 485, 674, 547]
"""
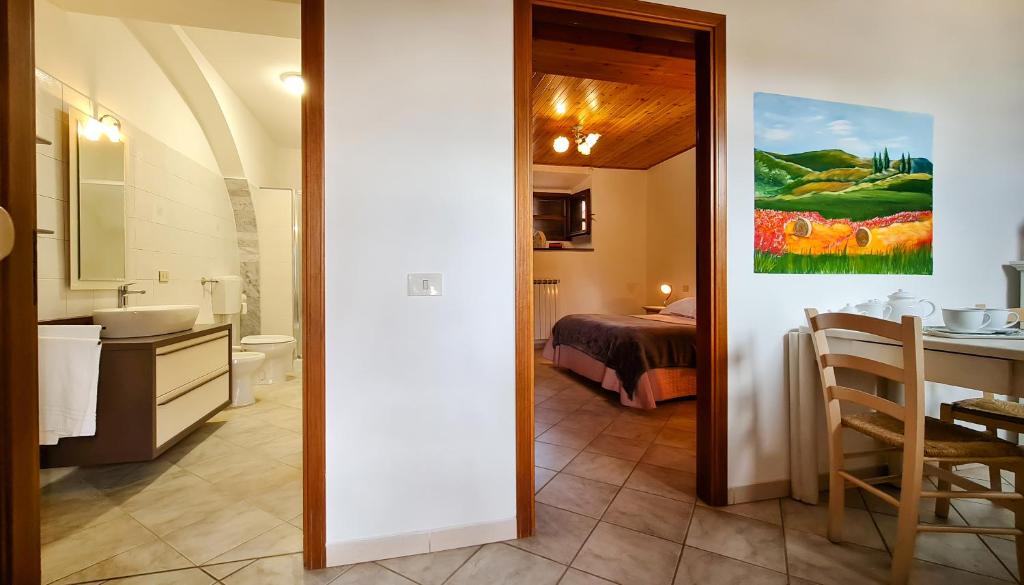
[68, 107, 128, 290]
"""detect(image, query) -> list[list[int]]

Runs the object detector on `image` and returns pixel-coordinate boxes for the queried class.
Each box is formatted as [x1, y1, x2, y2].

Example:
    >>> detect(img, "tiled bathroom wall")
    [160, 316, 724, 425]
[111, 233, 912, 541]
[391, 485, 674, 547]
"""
[35, 70, 240, 321]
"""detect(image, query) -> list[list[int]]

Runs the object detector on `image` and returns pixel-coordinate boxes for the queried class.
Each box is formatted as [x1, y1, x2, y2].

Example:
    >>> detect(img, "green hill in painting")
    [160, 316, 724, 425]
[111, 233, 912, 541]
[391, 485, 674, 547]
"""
[754, 150, 812, 195]
[753, 147, 933, 220]
[763, 149, 871, 172]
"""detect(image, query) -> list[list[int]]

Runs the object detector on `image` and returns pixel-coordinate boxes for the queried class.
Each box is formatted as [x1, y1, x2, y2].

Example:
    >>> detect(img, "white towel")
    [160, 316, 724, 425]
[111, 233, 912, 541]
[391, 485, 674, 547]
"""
[38, 325, 102, 446]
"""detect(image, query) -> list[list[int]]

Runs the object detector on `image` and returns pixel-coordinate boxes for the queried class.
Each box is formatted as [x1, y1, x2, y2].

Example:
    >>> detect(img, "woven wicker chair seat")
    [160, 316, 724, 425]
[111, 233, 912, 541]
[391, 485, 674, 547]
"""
[842, 412, 1024, 460]
[951, 398, 1024, 426]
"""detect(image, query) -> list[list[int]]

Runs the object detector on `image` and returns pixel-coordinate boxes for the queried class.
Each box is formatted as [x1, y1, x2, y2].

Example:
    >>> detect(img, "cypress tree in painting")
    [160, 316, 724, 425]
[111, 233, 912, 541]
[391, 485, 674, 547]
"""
[883, 147, 890, 170]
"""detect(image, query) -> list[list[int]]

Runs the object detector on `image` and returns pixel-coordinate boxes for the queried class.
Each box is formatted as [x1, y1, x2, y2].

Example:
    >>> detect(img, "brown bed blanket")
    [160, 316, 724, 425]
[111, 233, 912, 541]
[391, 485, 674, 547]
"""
[550, 314, 698, 397]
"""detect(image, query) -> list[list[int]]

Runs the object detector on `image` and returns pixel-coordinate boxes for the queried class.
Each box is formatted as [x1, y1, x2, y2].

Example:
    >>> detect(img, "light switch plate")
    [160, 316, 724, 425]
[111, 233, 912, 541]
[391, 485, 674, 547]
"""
[158, 270, 169, 283]
[407, 273, 442, 296]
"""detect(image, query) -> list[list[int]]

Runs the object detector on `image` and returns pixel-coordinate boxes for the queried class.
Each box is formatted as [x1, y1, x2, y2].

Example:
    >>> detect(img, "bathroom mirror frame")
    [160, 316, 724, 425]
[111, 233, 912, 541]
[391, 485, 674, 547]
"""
[67, 106, 129, 290]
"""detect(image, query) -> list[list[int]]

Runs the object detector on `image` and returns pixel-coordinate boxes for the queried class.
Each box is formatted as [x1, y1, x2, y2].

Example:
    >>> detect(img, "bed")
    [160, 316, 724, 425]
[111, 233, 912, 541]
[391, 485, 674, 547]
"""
[542, 303, 698, 409]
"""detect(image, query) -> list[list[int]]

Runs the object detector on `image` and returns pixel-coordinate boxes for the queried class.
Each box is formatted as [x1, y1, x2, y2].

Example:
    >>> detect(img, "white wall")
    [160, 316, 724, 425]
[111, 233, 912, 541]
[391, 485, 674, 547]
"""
[322, 0, 1024, 560]
[253, 187, 295, 336]
[35, 72, 240, 320]
[646, 149, 696, 305]
[534, 168, 650, 320]
[655, 0, 1024, 491]
[35, 0, 221, 173]
[323, 0, 516, 562]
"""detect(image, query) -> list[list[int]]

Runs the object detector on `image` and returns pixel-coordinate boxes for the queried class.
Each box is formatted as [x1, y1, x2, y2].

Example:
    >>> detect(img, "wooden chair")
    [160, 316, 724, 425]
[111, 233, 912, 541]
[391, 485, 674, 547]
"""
[805, 309, 1024, 585]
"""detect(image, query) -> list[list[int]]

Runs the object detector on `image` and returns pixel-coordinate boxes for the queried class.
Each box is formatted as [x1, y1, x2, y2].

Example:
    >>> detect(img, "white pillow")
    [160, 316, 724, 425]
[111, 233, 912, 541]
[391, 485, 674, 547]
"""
[661, 297, 696, 318]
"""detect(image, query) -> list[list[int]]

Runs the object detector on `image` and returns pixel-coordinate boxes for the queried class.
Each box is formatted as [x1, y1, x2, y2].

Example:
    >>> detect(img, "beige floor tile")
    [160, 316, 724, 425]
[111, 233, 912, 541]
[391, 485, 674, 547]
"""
[207, 522, 303, 564]
[106, 466, 220, 513]
[954, 499, 1015, 538]
[674, 546, 788, 585]
[536, 441, 580, 471]
[536, 467, 558, 493]
[508, 503, 597, 564]
[784, 527, 895, 585]
[780, 498, 885, 550]
[41, 514, 158, 585]
[377, 546, 479, 585]
[161, 433, 249, 467]
[252, 431, 303, 461]
[603, 419, 660, 442]
[161, 502, 282, 564]
[289, 514, 304, 529]
[641, 444, 696, 474]
[202, 560, 255, 580]
[279, 451, 304, 469]
[446, 543, 565, 585]
[685, 507, 786, 573]
[77, 459, 178, 492]
[624, 463, 697, 502]
[536, 473, 619, 519]
[562, 452, 636, 486]
[51, 540, 191, 585]
[572, 522, 681, 585]
[703, 498, 781, 526]
[603, 488, 693, 543]
[558, 568, 615, 584]
[584, 434, 652, 462]
[328, 563, 416, 584]
[874, 513, 1013, 580]
[127, 479, 235, 538]
[40, 478, 125, 545]
[254, 406, 303, 433]
[538, 424, 602, 450]
[980, 535, 1021, 581]
[223, 553, 348, 585]
[247, 477, 304, 521]
[103, 568, 216, 584]
[862, 484, 968, 525]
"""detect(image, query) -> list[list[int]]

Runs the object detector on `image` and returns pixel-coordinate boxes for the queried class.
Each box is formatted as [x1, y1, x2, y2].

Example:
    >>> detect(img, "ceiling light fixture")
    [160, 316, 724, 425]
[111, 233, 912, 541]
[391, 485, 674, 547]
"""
[552, 136, 570, 153]
[571, 124, 600, 156]
[80, 114, 122, 142]
[280, 72, 306, 96]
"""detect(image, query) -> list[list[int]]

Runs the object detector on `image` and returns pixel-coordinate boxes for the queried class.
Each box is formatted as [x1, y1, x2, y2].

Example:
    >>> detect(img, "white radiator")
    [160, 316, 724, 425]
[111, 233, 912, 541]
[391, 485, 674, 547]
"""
[533, 279, 560, 343]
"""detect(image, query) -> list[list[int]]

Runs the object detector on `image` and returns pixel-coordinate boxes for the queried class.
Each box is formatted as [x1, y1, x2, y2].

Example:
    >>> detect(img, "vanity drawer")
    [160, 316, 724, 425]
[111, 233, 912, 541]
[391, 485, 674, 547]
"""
[156, 371, 229, 448]
[155, 331, 229, 399]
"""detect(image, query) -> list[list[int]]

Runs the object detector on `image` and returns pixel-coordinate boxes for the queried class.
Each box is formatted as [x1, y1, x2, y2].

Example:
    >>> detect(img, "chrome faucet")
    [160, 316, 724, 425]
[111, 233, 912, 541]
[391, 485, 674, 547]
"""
[117, 282, 146, 308]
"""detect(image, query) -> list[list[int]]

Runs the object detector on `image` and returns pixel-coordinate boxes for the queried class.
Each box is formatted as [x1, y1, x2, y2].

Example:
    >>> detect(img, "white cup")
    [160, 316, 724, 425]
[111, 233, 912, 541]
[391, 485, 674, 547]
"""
[982, 308, 1021, 331]
[942, 308, 992, 333]
[855, 300, 892, 320]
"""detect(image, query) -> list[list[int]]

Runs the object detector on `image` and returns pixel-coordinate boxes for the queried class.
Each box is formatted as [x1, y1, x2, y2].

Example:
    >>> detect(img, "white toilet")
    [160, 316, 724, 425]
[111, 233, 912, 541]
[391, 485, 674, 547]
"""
[240, 334, 296, 384]
[231, 350, 266, 406]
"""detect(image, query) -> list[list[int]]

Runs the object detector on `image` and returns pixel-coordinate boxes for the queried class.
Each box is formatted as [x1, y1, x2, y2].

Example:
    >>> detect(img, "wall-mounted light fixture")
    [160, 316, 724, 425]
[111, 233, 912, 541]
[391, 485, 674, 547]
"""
[80, 114, 122, 142]
[280, 72, 305, 96]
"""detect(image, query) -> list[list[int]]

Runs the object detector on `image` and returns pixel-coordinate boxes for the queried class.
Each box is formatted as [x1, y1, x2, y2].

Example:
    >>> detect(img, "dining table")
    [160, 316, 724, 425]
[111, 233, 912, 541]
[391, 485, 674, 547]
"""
[787, 325, 1024, 504]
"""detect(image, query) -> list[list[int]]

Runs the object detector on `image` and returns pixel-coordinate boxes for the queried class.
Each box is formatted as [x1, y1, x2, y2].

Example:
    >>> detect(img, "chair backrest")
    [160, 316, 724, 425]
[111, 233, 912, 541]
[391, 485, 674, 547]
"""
[804, 309, 926, 438]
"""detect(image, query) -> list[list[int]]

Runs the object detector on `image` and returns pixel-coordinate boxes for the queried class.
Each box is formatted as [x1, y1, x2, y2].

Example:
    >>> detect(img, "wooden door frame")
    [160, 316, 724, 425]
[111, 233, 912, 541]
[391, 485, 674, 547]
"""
[514, 0, 728, 537]
[0, 0, 330, 576]
[301, 0, 327, 570]
[0, 0, 40, 582]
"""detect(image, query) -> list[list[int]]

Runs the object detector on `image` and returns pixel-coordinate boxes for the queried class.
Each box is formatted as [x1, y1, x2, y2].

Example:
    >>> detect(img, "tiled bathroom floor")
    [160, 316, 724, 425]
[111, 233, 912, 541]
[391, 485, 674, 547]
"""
[40, 356, 1023, 584]
[40, 375, 304, 584]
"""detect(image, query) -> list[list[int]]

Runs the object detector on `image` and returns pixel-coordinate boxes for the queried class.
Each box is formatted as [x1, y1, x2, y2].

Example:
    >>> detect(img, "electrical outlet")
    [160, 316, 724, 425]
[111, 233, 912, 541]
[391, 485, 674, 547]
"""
[407, 273, 442, 296]
[681, 284, 690, 293]
[158, 270, 170, 283]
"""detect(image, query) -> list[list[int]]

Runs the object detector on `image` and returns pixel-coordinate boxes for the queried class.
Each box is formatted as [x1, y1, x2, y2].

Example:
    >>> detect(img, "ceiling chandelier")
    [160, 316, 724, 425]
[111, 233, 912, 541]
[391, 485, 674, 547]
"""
[553, 124, 600, 156]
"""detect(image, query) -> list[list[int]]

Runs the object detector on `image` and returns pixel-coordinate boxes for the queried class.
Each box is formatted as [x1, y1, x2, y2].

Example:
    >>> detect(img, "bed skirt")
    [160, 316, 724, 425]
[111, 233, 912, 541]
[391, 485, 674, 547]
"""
[543, 340, 697, 409]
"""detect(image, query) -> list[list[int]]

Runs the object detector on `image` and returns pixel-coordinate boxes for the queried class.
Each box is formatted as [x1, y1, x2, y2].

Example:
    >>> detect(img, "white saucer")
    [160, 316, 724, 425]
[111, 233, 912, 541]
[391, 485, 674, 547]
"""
[925, 326, 1024, 338]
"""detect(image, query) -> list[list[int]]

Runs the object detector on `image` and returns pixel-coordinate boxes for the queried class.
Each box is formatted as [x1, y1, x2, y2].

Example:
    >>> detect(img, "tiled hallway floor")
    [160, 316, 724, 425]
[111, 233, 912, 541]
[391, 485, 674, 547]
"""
[40, 375, 304, 584]
[41, 357, 1023, 584]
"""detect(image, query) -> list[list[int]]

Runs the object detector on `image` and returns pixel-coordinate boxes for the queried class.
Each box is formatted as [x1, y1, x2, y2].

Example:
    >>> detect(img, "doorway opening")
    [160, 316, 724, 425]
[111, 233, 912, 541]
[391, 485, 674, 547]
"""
[514, 0, 727, 536]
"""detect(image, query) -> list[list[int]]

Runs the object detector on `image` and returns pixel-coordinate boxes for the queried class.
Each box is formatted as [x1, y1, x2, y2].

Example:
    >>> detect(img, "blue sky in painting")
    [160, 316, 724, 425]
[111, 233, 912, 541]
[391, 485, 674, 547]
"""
[754, 93, 933, 159]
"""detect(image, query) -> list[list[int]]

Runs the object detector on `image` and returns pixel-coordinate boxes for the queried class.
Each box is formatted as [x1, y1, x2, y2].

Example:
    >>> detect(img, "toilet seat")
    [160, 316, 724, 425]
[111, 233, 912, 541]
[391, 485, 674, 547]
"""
[232, 351, 265, 364]
[241, 334, 295, 345]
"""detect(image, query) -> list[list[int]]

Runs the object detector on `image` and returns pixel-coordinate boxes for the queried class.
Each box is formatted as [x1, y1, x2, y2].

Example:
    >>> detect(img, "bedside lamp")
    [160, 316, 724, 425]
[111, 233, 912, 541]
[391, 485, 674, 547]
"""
[659, 283, 673, 305]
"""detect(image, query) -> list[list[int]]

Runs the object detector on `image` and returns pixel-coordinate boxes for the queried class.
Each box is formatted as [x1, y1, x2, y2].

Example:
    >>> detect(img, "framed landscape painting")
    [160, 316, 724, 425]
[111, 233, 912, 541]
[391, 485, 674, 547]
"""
[753, 92, 934, 274]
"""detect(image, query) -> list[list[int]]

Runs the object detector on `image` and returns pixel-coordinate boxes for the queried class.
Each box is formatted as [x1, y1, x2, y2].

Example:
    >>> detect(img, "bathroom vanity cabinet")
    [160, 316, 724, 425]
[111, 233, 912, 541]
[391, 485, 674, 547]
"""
[41, 324, 232, 468]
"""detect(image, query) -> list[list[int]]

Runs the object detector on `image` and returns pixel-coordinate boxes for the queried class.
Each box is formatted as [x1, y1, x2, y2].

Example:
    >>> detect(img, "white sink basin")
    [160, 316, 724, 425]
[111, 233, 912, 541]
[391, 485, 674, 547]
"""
[93, 305, 200, 338]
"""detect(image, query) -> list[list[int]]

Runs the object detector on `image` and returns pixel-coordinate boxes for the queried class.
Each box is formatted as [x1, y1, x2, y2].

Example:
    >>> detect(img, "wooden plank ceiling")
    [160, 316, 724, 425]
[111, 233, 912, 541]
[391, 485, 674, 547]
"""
[532, 7, 696, 170]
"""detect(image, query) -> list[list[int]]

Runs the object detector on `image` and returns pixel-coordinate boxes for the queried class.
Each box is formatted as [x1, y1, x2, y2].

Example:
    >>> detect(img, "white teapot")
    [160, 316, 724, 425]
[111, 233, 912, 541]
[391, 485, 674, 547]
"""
[885, 289, 936, 321]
